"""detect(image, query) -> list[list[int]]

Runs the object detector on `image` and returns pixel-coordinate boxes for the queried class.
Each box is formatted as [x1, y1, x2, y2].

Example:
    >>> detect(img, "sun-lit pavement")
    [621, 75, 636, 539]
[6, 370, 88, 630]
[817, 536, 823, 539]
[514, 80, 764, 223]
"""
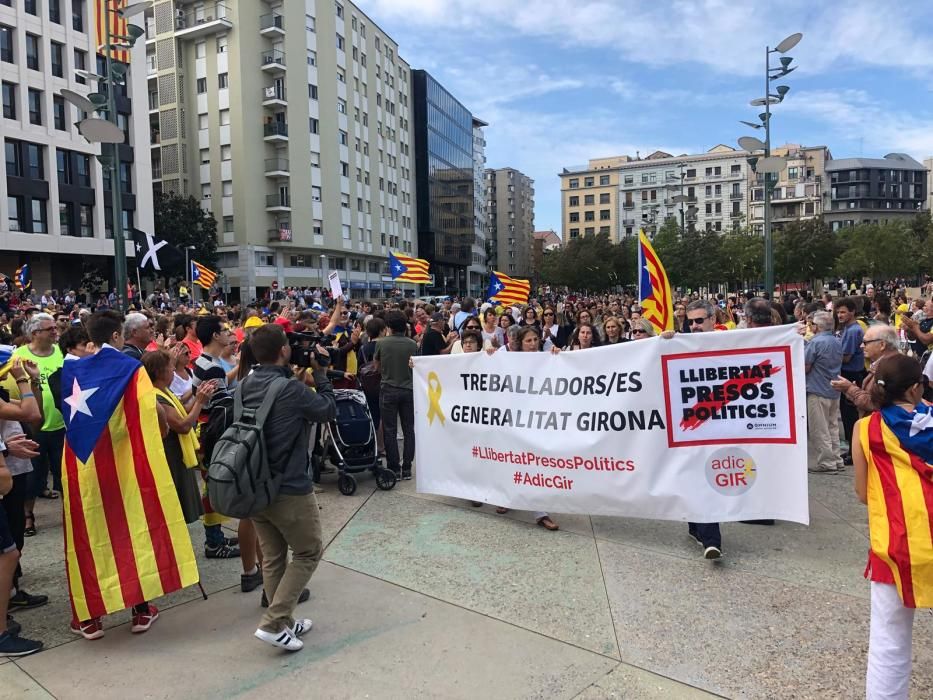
[5, 468, 933, 699]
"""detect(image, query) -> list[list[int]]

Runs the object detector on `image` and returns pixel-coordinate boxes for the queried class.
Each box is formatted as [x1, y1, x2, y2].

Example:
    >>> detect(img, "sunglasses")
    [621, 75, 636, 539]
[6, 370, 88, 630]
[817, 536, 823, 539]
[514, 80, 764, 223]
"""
[543, 312, 554, 316]
[633, 329, 649, 335]
[688, 317, 709, 325]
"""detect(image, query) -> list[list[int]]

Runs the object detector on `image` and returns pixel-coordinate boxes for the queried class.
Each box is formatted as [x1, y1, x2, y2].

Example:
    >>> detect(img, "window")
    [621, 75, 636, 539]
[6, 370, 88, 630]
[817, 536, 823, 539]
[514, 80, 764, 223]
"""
[569, 228, 579, 239]
[74, 49, 87, 84]
[342, 224, 351, 239]
[306, 15, 316, 32]
[686, 168, 696, 178]
[309, 84, 318, 99]
[307, 50, 316, 66]
[568, 178, 579, 189]
[8, 196, 24, 231]
[5, 140, 20, 176]
[196, 78, 207, 94]
[584, 194, 595, 205]
[50, 0, 62, 23]
[337, 98, 346, 113]
[223, 216, 234, 232]
[199, 148, 209, 164]
[584, 177, 594, 187]
[25, 0, 37, 15]
[216, 35, 227, 53]
[28, 88, 42, 125]
[0, 25, 12, 64]
[119, 161, 132, 193]
[599, 226, 610, 235]
[2, 81, 15, 119]
[51, 42, 65, 77]
[311, 186, 321, 201]
[624, 175, 633, 184]
[338, 130, 348, 145]
[600, 210, 611, 220]
[219, 109, 230, 125]
[198, 114, 208, 129]
[731, 164, 741, 174]
[336, 34, 345, 51]
[222, 180, 233, 197]
[75, 153, 89, 186]
[568, 196, 579, 206]
[73, 0, 85, 32]
[59, 202, 73, 236]
[31, 198, 47, 233]
[341, 161, 349, 177]
[25, 34, 39, 70]
[53, 95, 66, 130]
[335, 2, 344, 19]
[201, 184, 211, 199]
[569, 212, 579, 223]
[220, 144, 231, 161]
[336, 67, 345, 83]
[600, 192, 610, 204]
[309, 117, 319, 134]
[218, 73, 228, 89]
[584, 211, 595, 222]
[79, 204, 92, 237]
[599, 175, 610, 186]
[195, 42, 206, 59]
[584, 227, 594, 235]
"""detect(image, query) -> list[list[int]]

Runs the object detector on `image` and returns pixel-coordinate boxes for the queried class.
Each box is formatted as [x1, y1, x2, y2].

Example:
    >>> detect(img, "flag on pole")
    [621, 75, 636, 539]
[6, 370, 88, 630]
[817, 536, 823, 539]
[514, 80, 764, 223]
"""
[388, 251, 431, 284]
[486, 271, 531, 306]
[132, 230, 185, 273]
[638, 230, 674, 334]
[191, 260, 217, 290]
[61, 348, 199, 622]
[95, 0, 129, 63]
[14, 264, 31, 292]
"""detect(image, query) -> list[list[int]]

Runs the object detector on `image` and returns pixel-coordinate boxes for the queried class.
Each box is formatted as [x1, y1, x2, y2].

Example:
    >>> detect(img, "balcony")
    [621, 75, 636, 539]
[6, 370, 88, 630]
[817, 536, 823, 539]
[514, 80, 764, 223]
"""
[264, 158, 290, 177]
[704, 172, 723, 179]
[730, 210, 744, 218]
[266, 193, 291, 211]
[686, 195, 697, 203]
[261, 49, 287, 72]
[261, 85, 287, 107]
[268, 227, 292, 243]
[730, 192, 743, 200]
[263, 122, 289, 141]
[260, 12, 285, 36]
[622, 218, 636, 226]
[175, 3, 233, 40]
[622, 201, 635, 209]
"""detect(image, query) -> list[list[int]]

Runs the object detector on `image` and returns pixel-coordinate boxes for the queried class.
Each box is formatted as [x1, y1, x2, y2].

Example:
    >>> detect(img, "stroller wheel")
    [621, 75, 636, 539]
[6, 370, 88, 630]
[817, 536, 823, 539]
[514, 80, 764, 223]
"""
[375, 468, 397, 491]
[337, 473, 357, 496]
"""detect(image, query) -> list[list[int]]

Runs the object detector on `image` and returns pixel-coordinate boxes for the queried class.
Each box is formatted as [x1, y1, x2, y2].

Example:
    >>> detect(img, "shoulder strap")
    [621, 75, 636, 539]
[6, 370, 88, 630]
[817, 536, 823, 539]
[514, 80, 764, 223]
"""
[251, 376, 290, 425]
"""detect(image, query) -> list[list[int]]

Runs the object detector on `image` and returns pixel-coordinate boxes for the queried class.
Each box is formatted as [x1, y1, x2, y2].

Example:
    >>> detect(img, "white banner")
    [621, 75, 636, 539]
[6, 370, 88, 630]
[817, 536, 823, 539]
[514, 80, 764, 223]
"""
[413, 326, 809, 524]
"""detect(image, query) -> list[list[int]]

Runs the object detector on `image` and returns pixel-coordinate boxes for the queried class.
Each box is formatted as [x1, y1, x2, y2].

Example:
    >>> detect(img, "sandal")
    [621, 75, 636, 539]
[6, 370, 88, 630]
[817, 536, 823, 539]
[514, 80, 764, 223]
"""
[495, 507, 509, 514]
[536, 516, 559, 531]
[39, 490, 60, 500]
[24, 513, 36, 537]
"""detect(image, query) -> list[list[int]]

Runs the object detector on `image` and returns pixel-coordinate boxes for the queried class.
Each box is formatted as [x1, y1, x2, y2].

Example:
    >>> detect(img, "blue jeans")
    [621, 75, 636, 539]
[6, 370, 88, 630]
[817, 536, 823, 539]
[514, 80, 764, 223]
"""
[688, 522, 721, 548]
[29, 428, 64, 498]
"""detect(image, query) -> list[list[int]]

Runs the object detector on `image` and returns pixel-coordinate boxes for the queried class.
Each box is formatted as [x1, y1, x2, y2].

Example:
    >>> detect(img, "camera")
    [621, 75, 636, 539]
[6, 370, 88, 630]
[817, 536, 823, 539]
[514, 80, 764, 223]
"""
[287, 331, 335, 368]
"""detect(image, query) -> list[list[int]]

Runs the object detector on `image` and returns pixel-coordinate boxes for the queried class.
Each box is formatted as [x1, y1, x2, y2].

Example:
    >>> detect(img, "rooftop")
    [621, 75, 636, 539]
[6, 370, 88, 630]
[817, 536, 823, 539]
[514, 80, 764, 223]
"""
[825, 153, 927, 172]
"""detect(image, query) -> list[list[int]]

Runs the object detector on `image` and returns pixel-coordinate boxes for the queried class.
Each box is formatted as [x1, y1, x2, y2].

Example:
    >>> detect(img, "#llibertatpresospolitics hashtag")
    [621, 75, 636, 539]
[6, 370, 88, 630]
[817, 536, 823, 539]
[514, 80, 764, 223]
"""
[470, 446, 636, 473]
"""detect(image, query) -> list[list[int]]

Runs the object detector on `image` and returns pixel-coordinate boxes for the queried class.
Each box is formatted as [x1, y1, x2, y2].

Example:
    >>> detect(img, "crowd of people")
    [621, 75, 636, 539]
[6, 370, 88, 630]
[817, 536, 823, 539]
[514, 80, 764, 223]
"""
[0, 280, 929, 698]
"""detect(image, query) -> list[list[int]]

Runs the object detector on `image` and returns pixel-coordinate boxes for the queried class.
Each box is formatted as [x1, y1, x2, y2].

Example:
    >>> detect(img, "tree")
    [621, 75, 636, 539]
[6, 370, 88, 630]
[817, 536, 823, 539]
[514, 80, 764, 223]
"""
[834, 222, 918, 281]
[773, 218, 837, 288]
[719, 229, 763, 289]
[153, 191, 219, 273]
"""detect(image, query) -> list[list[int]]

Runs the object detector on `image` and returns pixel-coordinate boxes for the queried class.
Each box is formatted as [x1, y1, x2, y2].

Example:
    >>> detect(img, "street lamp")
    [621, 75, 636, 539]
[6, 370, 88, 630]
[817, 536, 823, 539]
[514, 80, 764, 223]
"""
[736, 31, 802, 297]
[58, 0, 152, 312]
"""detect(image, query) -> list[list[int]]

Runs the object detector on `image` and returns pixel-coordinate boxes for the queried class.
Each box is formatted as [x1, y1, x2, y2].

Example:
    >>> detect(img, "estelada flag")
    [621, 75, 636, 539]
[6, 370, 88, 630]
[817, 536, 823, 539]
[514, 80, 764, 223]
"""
[862, 406, 933, 608]
[61, 348, 199, 621]
[389, 251, 431, 284]
[95, 0, 129, 63]
[191, 260, 218, 289]
[638, 230, 674, 334]
[487, 271, 531, 306]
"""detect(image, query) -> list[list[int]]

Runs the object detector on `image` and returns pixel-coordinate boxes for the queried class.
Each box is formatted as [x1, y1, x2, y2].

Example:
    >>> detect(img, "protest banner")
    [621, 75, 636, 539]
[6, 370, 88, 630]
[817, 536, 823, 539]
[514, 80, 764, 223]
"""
[413, 325, 809, 524]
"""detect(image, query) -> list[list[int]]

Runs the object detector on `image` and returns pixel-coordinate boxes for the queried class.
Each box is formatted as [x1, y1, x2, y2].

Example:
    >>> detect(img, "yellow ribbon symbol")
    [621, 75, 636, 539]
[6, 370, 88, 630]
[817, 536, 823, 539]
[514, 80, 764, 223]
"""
[427, 371, 446, 426]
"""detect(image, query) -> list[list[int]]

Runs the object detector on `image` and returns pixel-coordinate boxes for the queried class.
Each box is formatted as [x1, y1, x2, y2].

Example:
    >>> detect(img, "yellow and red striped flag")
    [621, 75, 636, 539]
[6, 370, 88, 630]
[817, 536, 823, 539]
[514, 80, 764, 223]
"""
[487, 271, 531, 306]
[62, 348, 199, 621]
[388, 251, 431, 284]
[638, 229, 674, 334]
[95, 1, 129, 63]
[191, 260, 218, 289]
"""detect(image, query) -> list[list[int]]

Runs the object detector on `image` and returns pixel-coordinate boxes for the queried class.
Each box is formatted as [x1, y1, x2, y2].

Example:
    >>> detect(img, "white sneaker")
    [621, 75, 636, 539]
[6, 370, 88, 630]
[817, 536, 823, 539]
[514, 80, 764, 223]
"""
[254, 627, 303, 651]
[704, 546, 723, 560]
[292, 618, 313, 637]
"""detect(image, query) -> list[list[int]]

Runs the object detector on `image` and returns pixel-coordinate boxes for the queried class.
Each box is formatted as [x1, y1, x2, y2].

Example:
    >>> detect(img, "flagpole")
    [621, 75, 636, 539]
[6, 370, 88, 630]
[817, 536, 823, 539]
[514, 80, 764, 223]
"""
[135, 266, 142, 308]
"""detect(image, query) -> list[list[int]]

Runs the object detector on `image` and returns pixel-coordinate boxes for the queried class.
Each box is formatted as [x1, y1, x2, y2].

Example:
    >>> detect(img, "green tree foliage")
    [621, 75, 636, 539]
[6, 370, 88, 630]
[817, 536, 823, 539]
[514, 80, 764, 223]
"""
[153, 191, 219, 273]
[833, 221, 919, 281]
[540, 233, 636, 291]
[719, 229, 763, 289]
[773, 218, 837, 286]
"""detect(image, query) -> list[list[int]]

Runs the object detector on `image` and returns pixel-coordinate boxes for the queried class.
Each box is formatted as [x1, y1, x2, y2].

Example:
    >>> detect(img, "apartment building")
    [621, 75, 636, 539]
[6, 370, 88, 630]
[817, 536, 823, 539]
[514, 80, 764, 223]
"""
[485, 167, 534, 278]
[747, 144, 830, 233]
[144, 0, 415, 300]
[559, 146, 750, 241]
[1, 0, 153, 293]
[824, 153, 927, 230]
[468, 116, 487, 295]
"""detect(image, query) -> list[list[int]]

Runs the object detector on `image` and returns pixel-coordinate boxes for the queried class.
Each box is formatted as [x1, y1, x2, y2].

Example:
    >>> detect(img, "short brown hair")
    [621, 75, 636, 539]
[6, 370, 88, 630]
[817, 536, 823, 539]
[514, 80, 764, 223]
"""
[141, 350, 172, 384]
[249, 324, 287, 364]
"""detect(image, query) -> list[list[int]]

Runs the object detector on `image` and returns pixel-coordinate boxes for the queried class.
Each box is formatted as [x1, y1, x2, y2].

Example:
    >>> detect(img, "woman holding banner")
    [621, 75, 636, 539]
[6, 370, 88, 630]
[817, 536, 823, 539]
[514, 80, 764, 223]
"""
[852, 354, 933, 699]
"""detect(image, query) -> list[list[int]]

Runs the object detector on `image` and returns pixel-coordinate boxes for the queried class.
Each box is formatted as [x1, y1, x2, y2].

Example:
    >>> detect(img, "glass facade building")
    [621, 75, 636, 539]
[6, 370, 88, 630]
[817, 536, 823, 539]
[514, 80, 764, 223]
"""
[412, 70, 475, 295]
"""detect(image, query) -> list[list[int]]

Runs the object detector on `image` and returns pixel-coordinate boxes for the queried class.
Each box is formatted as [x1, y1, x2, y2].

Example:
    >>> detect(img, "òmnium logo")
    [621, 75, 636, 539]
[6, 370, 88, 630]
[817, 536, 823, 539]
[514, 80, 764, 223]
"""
[705, 446, 757, 496]
[746, 421, 778, 431]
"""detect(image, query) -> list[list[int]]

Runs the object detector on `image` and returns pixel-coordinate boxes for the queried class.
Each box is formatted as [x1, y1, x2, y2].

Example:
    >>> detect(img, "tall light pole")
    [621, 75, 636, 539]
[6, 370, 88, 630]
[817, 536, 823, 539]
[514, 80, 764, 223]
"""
[60, 1, 151, 313]
[737, 32, 802, 297]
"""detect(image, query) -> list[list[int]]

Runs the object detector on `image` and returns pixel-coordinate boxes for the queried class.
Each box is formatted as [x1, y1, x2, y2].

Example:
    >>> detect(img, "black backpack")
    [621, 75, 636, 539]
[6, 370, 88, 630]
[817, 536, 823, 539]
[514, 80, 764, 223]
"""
[206, 377, 290, 519]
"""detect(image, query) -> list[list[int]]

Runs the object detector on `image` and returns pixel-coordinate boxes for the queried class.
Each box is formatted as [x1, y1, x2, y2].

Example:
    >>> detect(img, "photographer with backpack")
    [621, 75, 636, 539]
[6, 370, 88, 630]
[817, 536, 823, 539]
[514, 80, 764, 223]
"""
[211, 324, 335, 652]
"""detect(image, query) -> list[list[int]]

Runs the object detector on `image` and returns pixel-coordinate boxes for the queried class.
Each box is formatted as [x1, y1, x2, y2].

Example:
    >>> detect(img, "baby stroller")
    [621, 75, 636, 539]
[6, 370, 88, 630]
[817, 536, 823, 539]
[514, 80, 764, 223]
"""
[318, 382, 397, 496]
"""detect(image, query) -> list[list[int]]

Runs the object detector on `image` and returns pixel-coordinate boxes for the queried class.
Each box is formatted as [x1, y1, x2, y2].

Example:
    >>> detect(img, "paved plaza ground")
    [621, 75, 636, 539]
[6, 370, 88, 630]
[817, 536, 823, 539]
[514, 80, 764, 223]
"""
[3, 469, 933, 699]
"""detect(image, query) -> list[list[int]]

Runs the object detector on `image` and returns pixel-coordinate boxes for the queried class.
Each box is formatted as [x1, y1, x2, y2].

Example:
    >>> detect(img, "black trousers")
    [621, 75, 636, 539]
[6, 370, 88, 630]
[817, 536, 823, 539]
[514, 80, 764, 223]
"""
[688, 522, 722, 548]
[4, 472, 29, 588]
[839, 369, 867, 452]
[380, 386, 414, 471]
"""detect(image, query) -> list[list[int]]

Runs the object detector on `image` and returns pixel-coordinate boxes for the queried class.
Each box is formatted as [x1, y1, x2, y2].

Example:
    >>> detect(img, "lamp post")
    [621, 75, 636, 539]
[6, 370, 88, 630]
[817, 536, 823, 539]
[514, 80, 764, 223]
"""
[59, 1, 151, 313]
[737, 32, 802, 297]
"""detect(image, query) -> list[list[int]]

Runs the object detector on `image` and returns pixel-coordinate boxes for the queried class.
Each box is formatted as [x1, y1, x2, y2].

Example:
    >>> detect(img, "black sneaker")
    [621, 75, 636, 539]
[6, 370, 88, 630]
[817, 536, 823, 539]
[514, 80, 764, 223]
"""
[703, 546, 723, 560]
[401, 467, 412, 480]
[261, 587, 310, 608]
[0, 631, 43, 657]
[205, 543, 241, 559]
[224, 536, 240, 547]
[9, 589, 49, 611]
[6, 615, 20, 637]
[241, 568, 263, 593]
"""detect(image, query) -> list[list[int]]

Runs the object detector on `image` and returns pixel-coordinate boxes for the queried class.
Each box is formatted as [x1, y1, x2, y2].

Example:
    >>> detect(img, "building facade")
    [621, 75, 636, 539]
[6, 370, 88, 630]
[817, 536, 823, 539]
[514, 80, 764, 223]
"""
[824, 153, 927, 230]
[531, 228, 559, 280]
[559, 146, 751, 241]
[926, 157, 933, 214]
[1, 0, 153, 294]
[485, 167, 534, 278]
[747, 144, 830, 233]
[144, 0, 415, 300]
[412, 68, 476, 296]
[468, 116, 487, 296]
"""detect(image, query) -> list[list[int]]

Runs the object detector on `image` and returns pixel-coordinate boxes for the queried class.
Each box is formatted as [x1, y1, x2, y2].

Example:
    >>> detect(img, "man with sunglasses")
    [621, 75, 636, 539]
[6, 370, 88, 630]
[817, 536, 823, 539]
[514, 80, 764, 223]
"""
[830, 324, 900, 419]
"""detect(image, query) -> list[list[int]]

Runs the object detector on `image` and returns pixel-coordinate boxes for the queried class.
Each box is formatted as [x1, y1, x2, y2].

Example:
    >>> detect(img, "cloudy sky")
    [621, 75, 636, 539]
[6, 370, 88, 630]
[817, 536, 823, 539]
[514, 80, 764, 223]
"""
[359, 0, 933, 235]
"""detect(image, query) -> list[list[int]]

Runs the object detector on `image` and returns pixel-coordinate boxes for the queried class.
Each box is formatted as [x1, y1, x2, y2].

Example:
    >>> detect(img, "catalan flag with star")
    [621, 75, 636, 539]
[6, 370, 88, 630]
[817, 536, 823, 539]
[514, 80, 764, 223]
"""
[61, 348, 199, 622]
[638, 229, 674, 334]
[191, 260, 218, 290]
[861, 405, 933, 608]
[486, 271, 531, 306]
[388, 251, 431, 284]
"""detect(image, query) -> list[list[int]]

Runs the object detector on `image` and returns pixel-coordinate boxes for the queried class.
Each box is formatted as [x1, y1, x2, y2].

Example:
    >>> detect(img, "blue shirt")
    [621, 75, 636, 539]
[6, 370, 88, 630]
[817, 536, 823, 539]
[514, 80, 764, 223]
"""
[839, 321, 865, 373]
[805, 331, 843, 398]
